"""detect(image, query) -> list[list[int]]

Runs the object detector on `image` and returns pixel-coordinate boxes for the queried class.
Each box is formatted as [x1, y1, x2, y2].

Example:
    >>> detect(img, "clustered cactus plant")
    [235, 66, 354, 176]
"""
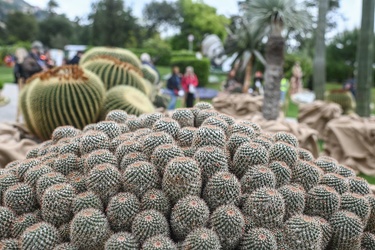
[2, 102, 375, 250]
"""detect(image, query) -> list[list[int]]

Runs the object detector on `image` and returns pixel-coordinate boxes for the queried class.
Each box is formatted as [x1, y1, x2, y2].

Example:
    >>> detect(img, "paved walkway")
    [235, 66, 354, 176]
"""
[0, 84, 19, 123]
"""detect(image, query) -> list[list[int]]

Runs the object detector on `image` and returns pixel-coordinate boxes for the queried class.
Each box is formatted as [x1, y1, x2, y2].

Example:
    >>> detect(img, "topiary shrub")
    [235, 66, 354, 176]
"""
[171, 58, 210, 87]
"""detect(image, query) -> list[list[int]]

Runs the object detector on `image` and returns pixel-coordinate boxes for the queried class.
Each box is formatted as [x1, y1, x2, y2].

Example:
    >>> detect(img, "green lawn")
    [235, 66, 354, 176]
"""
[0, 66, 13, 84]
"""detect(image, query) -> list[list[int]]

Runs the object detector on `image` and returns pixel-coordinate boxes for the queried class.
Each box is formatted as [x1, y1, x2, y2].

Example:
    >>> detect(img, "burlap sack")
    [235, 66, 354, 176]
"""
[245, 113, 319, 158]
[298, 101, 342, 140]
[324, 114, 375, 175]
[0, 123, 39, 168]
[212, 93, 319, 157]
[213, 93, 263, 119]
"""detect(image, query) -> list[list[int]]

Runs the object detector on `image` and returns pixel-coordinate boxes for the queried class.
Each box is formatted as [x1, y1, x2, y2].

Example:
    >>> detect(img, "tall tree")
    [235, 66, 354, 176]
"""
[313, 0, 329, 100]
[225, 16, 265, 93]
[246, 0, 310, 120]
[171, 0, 229, 50]
[90, 0, 139, 47]
[356, 0, 375, 117]
[143, 0, 179, 37]
[38, 15, 73, 48]
[5, 11, 38, 42]
[47, 0, 59, 15]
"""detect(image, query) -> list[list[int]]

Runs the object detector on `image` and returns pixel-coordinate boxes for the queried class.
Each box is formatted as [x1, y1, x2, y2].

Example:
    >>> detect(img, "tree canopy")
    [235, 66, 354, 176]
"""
[5, 11, 38, 43]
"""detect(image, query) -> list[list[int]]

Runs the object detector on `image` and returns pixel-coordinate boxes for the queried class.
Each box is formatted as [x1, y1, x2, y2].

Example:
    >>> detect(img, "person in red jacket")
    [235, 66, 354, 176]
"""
[181, 66, 199, 107]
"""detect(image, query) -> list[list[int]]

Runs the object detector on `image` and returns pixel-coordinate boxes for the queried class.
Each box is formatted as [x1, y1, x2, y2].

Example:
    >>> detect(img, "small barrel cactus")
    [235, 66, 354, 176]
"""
[103, 85, 155, 118]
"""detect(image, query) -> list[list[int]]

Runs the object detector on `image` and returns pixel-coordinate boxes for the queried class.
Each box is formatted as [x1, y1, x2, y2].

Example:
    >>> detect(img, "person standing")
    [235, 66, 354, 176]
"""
[67, 51, 83, 65]
[280, 76, 289, 105]
[22, 41, 47, 80]
[166, 66, 182, 110]
[290, 61, 303, 95]
[181, 66, 199, 108]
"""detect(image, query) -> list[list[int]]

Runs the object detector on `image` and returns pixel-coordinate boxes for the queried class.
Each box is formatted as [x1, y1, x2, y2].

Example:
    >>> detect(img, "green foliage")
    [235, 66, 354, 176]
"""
[171, 58, 210, 87]
[90, 0, 141, 47]
[5, 12, 38, 43]
[171, 0, 229, 50]
[129, 38, 172, 66]
[326, 29, 375, 84]
[38, 14, 73, 49]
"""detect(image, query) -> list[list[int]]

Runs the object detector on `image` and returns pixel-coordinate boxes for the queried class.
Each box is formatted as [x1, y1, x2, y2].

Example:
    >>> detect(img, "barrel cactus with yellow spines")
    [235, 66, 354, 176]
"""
[20, 65, 105, 141]
[325, 89, 355, 114]
[141, 64, 159, 85]
[82, 56, 151, 94]
[103, 85, 155, 117]
[79, 46, 142, 69]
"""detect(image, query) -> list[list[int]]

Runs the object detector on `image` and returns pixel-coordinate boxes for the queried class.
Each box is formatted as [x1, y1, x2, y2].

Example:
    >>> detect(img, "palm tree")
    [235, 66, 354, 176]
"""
[225, 16, 265, 93]
[313, 0, 329, 100]
[356, 0, 374, 117]
[246, 0, 310, 120]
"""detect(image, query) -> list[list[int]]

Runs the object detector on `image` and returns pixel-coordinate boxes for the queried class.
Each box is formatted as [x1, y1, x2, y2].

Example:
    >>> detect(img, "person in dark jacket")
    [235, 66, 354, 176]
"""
[68, 51, 83, 65]
[22, 41, 46, 80]
[166, 66, 182, 110]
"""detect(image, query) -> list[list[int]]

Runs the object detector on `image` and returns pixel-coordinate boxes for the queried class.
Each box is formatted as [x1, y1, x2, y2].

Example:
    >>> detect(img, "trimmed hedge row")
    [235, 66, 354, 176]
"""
[171, 58, 210, 87]
[128, 48, 196, 67]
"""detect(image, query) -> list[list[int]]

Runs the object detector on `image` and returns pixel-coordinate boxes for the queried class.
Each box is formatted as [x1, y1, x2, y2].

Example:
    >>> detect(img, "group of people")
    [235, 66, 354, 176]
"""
[5, 41, 84, 83]
[165, 66, 199, 110]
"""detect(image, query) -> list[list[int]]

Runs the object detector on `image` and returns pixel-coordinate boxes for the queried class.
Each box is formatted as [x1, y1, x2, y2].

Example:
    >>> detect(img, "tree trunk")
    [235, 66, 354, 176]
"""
[262, 35, 284, 120]
[356, 0, 374, 117]
[243, 54, 254, 93]
[313, 0, 329, 100]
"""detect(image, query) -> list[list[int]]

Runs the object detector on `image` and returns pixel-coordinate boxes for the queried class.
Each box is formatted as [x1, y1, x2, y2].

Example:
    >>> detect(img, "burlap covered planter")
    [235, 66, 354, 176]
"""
[324, 115, 375, 175]
[298, 101, 342, 140]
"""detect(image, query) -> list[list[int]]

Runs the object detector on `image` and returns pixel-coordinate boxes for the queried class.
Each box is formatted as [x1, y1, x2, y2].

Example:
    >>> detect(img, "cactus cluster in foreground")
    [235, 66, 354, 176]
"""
[1, 102, 375, 250]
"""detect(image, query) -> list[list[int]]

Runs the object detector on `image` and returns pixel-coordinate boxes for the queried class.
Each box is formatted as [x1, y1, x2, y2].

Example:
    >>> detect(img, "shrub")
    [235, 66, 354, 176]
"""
[171, 57, 210, 87]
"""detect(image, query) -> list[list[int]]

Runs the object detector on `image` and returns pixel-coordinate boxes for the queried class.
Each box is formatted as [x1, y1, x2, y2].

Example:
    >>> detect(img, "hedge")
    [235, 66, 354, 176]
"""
[128, 48, 172, 66]
[171, 57, 210, 87]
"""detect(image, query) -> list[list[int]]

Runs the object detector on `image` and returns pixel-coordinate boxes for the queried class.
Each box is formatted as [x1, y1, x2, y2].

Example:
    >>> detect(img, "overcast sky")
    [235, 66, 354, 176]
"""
[26, 0, 363, 35]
